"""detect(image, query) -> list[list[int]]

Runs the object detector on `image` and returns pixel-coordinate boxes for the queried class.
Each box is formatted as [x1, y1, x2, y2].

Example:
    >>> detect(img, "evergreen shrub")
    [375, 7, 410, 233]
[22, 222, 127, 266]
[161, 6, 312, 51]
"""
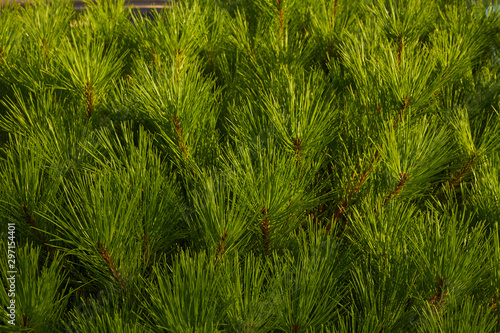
[1, 0, 500, 331]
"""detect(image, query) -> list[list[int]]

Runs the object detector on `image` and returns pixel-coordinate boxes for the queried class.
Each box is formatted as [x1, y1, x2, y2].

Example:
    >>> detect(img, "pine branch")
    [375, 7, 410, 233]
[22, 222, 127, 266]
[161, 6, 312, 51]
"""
[328, 96, 411, 231]
[1, 1, 498, 330]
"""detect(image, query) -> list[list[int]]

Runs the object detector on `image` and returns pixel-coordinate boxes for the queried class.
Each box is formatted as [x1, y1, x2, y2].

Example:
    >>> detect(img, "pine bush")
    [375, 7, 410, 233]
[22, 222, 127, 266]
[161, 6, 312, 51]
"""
[1, 0, 500, 332]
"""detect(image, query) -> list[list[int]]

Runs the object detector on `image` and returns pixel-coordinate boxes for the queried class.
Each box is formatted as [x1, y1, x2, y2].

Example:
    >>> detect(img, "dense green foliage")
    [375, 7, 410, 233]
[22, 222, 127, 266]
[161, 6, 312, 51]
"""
[1, 0, 500, 331]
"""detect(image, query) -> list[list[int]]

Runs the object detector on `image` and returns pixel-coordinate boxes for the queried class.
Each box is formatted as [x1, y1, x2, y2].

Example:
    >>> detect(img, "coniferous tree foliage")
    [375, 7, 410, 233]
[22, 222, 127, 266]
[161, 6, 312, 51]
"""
[1, 0, 500, 331]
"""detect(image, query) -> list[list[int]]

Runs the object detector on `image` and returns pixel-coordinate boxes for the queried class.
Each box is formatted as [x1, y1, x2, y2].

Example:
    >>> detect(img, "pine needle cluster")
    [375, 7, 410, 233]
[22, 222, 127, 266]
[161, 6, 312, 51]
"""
[1, 0, 500, 331]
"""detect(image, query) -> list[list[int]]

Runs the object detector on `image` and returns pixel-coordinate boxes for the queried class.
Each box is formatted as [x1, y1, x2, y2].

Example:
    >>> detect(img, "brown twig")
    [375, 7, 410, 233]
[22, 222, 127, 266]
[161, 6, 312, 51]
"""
[97, 241, 126, 287]
[449, 154, 475, 190]
[293, 137, 302, 165]
[400, 95, 411, 114]
[394, 95, 411, 130]
[23, 314, 30, 328]
[23, 205, 35, 228]
[277, 0, 284, 39]
[491, 295, 498, 311]
[384, 172, 408, 205]
[261, 207, 270, 255]
[215, 230, 227, 262]
[42, 38, 48, 57]
[429, 276, 447, 311]
[172, 115, 188, 158]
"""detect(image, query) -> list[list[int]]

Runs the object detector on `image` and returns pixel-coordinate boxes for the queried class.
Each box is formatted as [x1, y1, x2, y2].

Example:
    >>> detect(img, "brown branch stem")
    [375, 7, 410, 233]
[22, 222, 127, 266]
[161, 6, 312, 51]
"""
[293, 137, 302, 165]
[449, 154, 475, 190]
[261, 207, 270, 255]
[277, 0, 284, 39]
[215, 230, 227, 262]
[172, 115, 189, 159]
[97, 241, 126, 287]
[429, 276, 447, 311]
[384, 172, 408, 205]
